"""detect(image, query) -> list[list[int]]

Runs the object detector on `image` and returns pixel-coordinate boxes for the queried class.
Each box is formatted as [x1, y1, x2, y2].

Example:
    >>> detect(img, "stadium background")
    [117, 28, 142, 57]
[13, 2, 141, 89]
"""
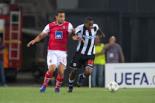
[0, 0, 155, 87]
[0, 1, 155, 103]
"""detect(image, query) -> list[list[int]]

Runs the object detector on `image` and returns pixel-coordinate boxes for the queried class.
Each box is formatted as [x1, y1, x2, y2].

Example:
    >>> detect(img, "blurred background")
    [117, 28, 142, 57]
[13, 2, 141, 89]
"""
[0, 0, 155, 86]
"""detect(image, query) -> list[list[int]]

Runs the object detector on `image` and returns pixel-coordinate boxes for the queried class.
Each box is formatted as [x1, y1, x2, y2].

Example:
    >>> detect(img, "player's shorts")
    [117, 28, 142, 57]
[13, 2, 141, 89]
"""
[70, 52, 95, 70]
[47, 50, 67, 69]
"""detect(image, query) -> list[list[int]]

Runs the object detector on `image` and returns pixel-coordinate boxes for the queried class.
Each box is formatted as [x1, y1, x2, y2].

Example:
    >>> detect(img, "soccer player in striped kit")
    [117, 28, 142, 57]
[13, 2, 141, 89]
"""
[68, 17, 105, 92]
[27, 10, 76, 93]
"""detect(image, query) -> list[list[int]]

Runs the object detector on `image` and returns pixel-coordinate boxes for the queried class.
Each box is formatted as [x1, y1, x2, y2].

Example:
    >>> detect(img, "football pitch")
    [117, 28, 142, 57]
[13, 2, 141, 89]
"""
[0, 87, 155, 103]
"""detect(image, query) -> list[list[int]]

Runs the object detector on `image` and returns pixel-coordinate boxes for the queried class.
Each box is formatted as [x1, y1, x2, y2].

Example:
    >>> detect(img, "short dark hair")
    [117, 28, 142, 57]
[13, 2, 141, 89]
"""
[84, 16, 94, 23]
[56, 10, 65, 16]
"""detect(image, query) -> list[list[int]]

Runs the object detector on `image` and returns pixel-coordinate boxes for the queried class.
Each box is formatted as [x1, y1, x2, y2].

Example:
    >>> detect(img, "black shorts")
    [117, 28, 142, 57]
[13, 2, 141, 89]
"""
[69, 52, 95, 69]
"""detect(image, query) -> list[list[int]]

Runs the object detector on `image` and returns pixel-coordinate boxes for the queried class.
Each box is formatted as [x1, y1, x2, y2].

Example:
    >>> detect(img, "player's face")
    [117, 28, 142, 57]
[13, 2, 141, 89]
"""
[56, 13, 65, 24]
[85, 20, 94, 30]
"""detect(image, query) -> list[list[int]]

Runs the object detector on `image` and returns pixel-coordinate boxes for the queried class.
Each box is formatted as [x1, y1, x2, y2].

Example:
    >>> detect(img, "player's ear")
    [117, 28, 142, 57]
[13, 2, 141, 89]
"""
[55, 16, 57, 18]
[55, 16, 57, 20]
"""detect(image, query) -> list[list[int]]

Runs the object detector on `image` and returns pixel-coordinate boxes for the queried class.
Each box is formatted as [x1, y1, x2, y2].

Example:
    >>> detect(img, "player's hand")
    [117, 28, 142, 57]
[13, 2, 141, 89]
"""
[72, 35, 79, 40]
[72, 35, 84, 43]
[27, 40, 36, 47]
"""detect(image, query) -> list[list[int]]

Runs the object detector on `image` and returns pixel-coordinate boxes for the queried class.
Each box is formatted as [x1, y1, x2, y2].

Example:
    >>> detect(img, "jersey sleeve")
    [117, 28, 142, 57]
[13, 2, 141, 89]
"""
[75, 25, 82, 36]
[42, 24, 50, 34]
[95, 24, 104, 37]
[68, 23, 74, 34]
[94, 24, 99, 31]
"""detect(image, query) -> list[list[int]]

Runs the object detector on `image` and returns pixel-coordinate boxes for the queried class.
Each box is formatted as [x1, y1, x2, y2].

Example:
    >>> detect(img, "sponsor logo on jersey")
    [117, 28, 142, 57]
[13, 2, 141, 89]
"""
[55, 31, 63, 39]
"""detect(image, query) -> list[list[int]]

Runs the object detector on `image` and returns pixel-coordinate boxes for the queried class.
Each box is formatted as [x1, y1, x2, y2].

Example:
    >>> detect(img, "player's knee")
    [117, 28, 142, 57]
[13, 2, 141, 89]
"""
[84, 66, 93, 76]
[58, 63, 65, 75]
[69, 69, 77, 80]
[84, 71, 91, 77]
[48, 64, 56, 72]
[59, 63, 65, 69]
[58, 70, 64, 77]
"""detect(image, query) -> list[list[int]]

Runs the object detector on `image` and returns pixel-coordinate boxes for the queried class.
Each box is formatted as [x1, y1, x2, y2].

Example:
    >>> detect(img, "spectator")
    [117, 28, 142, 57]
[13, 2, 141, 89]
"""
[91, 35, 106, 87]
[104, 36, 125, 63]
[0, 37, 6, 86]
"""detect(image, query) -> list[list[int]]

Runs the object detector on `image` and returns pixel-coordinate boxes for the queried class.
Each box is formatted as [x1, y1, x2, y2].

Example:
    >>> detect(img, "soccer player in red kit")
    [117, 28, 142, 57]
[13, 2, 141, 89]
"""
[27, 10, 74, 93]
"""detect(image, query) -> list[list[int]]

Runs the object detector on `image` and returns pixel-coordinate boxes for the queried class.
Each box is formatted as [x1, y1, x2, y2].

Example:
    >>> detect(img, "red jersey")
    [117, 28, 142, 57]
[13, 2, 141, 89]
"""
[42, 21, 73, 51]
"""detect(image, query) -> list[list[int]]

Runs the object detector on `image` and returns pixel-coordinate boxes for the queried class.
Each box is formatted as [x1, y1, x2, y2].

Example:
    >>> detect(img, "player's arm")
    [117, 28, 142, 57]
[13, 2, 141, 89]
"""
[70, 30, 83, 41]
[27, 33, 47, 47]
[67, 23, 81, 41]
[95, 24, 105, 38]
[72, 25, 84, 42]
[72, 34, 85, 43]
[69, 29, 78, 40]
[67, 23, 78, 40]
[97, 29, 105, 38]
[72, 34, 83, 41]
[27, 24, 49, 47]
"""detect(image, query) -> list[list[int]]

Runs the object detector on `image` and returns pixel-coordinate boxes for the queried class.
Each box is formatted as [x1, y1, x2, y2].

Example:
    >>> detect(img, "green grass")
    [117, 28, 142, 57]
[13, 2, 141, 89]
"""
[0, 87, 155, 103]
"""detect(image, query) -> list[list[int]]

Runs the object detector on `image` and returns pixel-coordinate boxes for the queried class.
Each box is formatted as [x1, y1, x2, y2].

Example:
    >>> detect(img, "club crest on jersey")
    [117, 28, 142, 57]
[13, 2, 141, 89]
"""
[55, 31, 63, 39]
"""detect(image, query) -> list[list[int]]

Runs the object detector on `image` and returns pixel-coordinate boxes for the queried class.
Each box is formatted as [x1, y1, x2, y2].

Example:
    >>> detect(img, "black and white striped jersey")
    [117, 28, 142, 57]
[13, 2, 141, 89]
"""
[75, 24, 99, 56]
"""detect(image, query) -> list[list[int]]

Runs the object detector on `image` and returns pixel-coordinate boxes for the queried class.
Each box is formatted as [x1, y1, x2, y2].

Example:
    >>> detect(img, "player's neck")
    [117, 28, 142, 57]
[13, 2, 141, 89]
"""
[56, 21, 64, 25]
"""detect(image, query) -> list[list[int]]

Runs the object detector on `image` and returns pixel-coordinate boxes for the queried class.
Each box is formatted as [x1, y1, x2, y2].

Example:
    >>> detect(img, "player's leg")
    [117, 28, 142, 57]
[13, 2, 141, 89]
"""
[77, 59, 94, 86]
[40, 51, 57, 93]
[40, 65, 56, 91]
[68, 56, 79, 92]
[55, 63, 65, 93]
[54, 51, 67, 93]
[68, 67, 77, 92]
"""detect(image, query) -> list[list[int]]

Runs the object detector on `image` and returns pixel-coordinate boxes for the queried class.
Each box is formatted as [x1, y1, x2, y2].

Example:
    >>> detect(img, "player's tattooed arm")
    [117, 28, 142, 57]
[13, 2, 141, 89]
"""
[27, 32, 47, 47]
